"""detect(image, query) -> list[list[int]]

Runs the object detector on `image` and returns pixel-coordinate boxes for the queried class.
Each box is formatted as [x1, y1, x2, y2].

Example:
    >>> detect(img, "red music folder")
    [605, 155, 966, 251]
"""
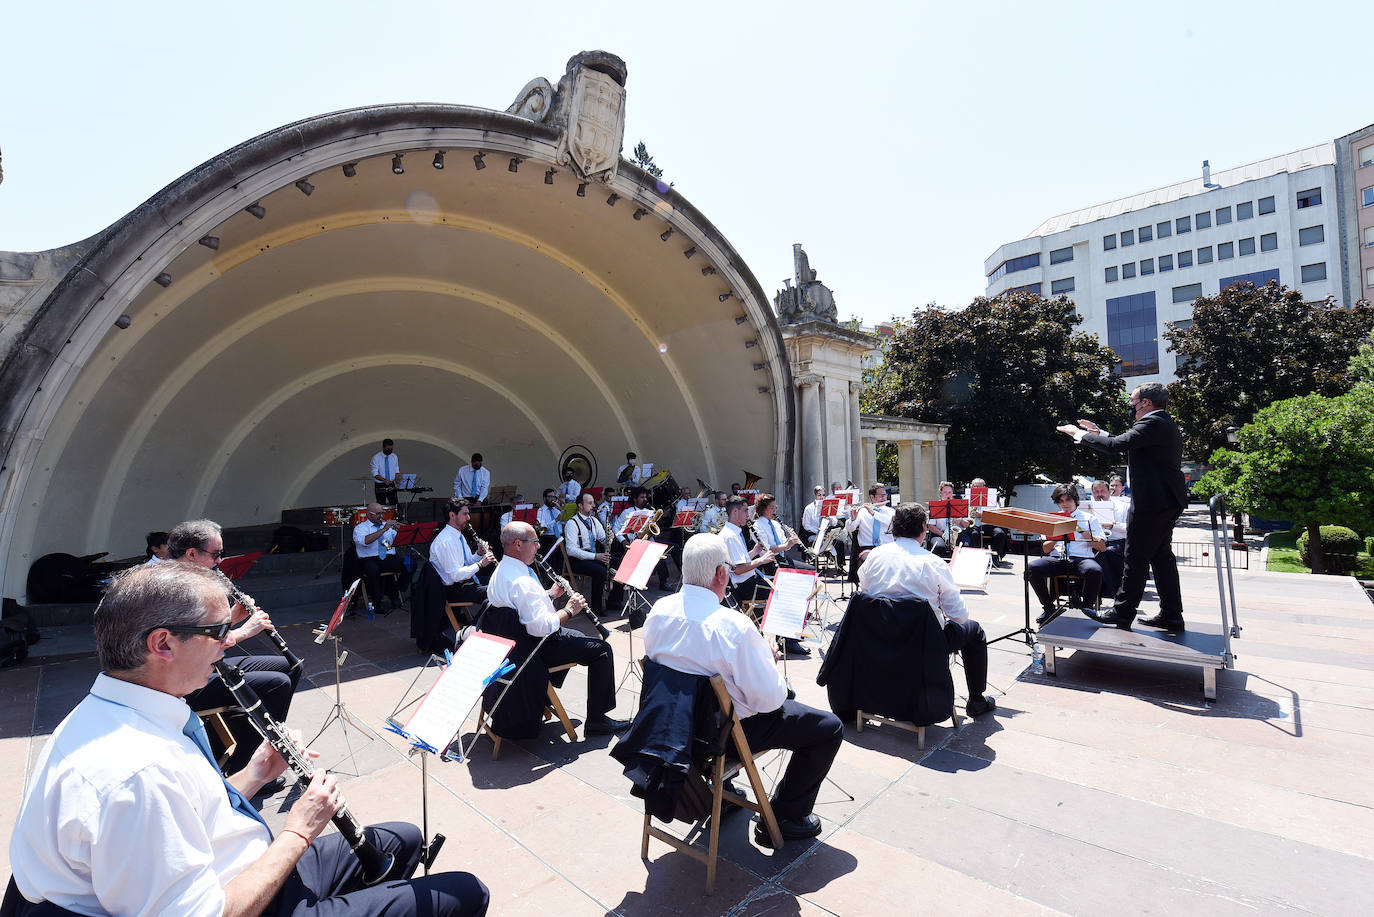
[218, 552, 262, 580]
[820, 498, 842, 518]
[672, 510, 697, 528]
[968, 487, 990, 508]
[512, 505, 537, 524]
[1046, 511, 1077, 541]
[928, 499, 969, 519]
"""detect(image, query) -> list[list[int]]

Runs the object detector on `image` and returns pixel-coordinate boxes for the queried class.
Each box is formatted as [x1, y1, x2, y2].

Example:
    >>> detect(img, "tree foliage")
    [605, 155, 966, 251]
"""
[1194, 387, 1374, 573]
[1164, 281, 1374, 457]
[632, 141, 664, 178]
[862, 292, 1125, 495]
[1347, 326, 1374, 388]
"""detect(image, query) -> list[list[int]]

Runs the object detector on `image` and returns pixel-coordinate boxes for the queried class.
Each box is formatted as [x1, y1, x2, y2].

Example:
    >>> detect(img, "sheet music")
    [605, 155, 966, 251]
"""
[949, 547, 992, 589]
[1084, 500, 1119, 524]
[614, 539, 668, 588]
[760, 568, 816, 637]
[402, 633, 514, 752]
[399, 473, 417, 488]
[641, 462, 654, 478]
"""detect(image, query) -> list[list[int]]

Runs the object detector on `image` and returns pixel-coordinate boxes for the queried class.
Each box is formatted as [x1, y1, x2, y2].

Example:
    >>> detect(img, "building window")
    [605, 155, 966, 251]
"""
[1260, 232, 1278, 252]
[1216, 206, 1232, 225]
[1157, 221, 1172, 239]
[1298, 225, 1324, 246]
[988, 252, 1040, 281]
[1178, 250, 1193, 268]
[1363, 186, 1374, 208]
[1297, 188, 1322, 209]
[1049, 246, 1074, 265]
[1106, 291, 1160, 376]
[1121, 229, 1135, 247]
[1197, 246, 1213, 264]
[1365, 226, 1374, 248]
[1051, 276, 1075, 295]
[1361, 144, 1374, 168]
[1301, 262, 1327, 283]
[1367, 267, 1374, 288]
[1122, 262, 1136, 279]
[1221, 268, 1280, 290]
[1218, 241, 1234, 260]
[1140, 257, 1155, 275]
[1139, 225, 1153, 242]
[1176, 215, 1191, 234]
[1239, 237, 1256, 256]
[1195, 211, 1212, 230]
[1237, 201, 1254, 220]
[1159, 254, 1174, 272]
[1104, 234, 1117, 250]
[1007, 282, 1042, 295]
[1172, 283, 1203, 304]
[1105, 266, 1118, 283]
[1258, 195, 1276, 215]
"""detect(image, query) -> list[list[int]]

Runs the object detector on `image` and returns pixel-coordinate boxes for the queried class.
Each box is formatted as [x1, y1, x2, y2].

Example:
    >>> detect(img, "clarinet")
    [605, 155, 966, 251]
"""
[212, 660, 397, 885]
[464, 524, 492, 558]
[216, 571, 303, 676]
[531, 554, 611, 640]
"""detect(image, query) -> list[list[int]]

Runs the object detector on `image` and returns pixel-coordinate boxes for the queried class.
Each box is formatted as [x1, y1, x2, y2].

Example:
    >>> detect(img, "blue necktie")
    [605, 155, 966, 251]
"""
[768, 519, 780, 546]
[377, 523, 389, 559]
[871, 511, 881, 546]
[385, 454, 393, 481]
[183, 710, 270, 830]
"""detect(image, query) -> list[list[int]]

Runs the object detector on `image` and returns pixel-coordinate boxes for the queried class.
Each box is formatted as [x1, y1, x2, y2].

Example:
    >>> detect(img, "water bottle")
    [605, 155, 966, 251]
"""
[366, 599, 376, 622]
[1031, 642, 1044, 675]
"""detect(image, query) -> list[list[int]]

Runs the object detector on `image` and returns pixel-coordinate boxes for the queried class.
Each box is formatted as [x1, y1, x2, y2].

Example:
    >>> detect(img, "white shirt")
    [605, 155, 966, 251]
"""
[801, 499, 822, 532]
[487, 555, 560, 638]
[616, 462, 643, 486]
[643, 585, 787, 720]
[370, 450, 399, 484]
[9, 674, 270, 916]
[720, 521, 760, 587]
[352, 519, 395, 558]
[1051, 508, 1104, 560]
[858, 537, 969, 627]
[453, 464, 490, 500]
[846, 503, 896, 547]
[499, 510, 513, 531]
[556, 480, 582, 502]
[699, 505, 725, 534]
[754, 516, 788, 549]
[537, 504, 563, 535]
[1110, 496, 1131, 538]
[142, 554, 167, 566]
[430, 523, 481, 585]
[564, 514, 606, 560]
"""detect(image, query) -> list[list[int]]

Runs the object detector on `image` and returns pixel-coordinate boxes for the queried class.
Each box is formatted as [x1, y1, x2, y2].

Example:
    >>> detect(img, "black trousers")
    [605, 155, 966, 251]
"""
[374, 483, 397, 506]
[442, 580, 487, 610]
[272, 821, 488, 916]
[567, 557, 611, 613]
[538, 628, 618, 721]
[1027, 555, 1105, 611]
[944, 618, 989, 700]
[740, 701, 844, 822]
[359, 554, 407, 606]
[924, 533, 952, 559]
[185, 651, 300, 773]
[729, 578, 771, 614]
[1114, 507, 1184, 619]
[957, 525, 1009, 560]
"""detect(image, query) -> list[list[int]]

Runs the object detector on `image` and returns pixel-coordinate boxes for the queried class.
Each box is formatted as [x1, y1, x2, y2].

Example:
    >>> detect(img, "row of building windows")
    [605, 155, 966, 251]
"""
[1105, 291, 1160, 376]
[1173, 269, 1286, 305]
[1100, 190, 1324, 252]
[1103, 226, 1326, 285]
[1006, 282, 1041, 295]
[988, 252, 1040, 281]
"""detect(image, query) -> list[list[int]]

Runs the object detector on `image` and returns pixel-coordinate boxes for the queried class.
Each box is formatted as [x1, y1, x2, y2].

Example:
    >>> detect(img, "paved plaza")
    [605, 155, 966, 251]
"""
[3, 528, 1373, 915]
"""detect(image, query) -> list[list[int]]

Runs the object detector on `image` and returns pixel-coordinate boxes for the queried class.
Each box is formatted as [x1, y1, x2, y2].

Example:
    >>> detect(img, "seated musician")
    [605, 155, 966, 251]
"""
[564, 492, 615, 616]
[642, 533, 844, 847]
[845, 483, 895, 584]
[596, 487, 617, 533]
[753, 493, 813, 571]
[698, 490, 728, 534]
[5, 562, 489, 917]
[453, 453, 489, 502]
[616, 451, 643, 486]
[955, 476, 1011, 567]
[1091, 478, 1127, 554]
[1027, 484, 1108, 626]
[489, 522, 630, 735]
[170, 518, 299, 776]
[143, 530, 170, 565]
[370, 438, 401, 506]
[721, 496, 811, 657]
[498, 492, 525, 532]
[924, 481, 960, 559]
[430, 498, 494, 607]
[536, 488, 563, 553]
[800, 485, 824, 550]
[611, 486, 673, 592]
[353, 503, 408, 613]
[858, 502, 998, 719]
[824, 481, 850, 566]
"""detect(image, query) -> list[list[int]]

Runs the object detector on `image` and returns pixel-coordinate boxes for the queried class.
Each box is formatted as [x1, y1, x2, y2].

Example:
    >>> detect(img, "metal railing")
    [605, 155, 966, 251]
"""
[1172, 540, 1249, 570]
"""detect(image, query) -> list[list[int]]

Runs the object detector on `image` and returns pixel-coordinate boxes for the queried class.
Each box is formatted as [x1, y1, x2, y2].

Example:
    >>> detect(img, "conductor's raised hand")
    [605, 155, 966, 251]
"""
[1056, 423, 1081, 437]
[1076, 419, 1101, 434]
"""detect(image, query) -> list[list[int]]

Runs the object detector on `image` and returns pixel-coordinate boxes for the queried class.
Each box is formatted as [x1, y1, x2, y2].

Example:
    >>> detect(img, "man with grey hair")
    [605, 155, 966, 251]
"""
[170, 518, 300, 774]
[642, 533, 844, 847]
[5, 563, 490, 916]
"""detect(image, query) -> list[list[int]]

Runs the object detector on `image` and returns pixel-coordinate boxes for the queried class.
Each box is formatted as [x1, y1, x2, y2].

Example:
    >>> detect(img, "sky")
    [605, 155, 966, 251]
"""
[1, 0, 1369, 327]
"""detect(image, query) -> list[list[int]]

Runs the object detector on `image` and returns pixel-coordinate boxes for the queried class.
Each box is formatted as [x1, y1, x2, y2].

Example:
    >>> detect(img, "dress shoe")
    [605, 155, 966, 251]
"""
[754, 813, 823, 847]
[1035, 606, 1057, 627]
[965, 695, 997, 718]
[1137, 613, 1185, 633]
[1084, 607, 1133, 630]
[585, 716, 631, 735]
[782, 637, 811, 657]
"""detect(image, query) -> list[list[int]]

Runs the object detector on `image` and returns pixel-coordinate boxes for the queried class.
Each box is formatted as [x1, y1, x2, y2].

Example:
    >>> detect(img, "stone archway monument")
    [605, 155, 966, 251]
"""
[859, 415, 948, 504]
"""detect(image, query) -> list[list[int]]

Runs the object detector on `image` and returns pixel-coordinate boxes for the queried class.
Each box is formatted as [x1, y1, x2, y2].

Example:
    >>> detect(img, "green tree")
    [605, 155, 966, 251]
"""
[1195, 388, 1374, 574]
[632, 141, 664, 178]
[1347, 326, 1374, 388]
[862, 291, 1125, 495]
[1164, 281, 1374, 458]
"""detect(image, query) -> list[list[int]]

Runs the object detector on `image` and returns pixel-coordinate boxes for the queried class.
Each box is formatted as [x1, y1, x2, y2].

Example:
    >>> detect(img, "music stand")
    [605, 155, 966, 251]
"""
[928, 498, 969, 546]
[309, 579, 378, 775]
[392, 522, 436, 586]
[981, 508, 1076, 647]
[218, 551, 261, 581]
[612, 539, 669, 689]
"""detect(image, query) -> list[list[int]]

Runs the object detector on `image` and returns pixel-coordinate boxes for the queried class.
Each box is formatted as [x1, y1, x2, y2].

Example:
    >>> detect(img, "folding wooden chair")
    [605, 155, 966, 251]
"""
[478, 661, 582, 760]
[196, 706, 240, 771]
[855, 704, 961, 752]
[641, 673, 783, 895]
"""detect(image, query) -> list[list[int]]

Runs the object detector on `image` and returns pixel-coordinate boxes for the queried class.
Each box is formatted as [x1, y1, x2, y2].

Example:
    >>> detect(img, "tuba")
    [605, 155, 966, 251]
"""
[742, 470, 763, 491]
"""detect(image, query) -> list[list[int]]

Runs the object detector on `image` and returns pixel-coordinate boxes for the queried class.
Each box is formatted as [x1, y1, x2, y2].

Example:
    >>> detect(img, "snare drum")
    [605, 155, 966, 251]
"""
[349, 506, 394, 526]
[323, 507, 348, 526]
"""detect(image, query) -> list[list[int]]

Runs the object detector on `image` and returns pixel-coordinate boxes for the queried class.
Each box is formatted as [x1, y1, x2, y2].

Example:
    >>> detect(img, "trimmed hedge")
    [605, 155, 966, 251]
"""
[1297, 526, 1362, 573]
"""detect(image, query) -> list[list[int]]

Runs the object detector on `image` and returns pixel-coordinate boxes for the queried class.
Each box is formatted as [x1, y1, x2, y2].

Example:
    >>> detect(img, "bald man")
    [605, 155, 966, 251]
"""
[353, 503, 407, 612]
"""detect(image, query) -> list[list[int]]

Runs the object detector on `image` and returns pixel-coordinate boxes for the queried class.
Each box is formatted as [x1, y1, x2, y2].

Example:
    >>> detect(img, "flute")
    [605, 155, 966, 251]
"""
[212, 660, 398, 885]
[216, 570, 302, 676]
[531, 554, 611, 640]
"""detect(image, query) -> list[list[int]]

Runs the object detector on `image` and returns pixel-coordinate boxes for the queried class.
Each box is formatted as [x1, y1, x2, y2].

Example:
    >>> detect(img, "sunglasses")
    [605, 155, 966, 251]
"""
[154, 620, 233, 641]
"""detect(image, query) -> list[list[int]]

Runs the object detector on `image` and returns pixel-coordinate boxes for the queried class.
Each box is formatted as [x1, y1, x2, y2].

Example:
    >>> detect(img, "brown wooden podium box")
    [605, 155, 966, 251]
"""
[981, 508, 1077, 538]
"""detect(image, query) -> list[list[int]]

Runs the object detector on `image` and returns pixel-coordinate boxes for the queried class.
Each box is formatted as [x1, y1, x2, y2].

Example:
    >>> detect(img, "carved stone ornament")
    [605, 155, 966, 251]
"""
[509, 51, 628, 183]
[774, 243, 839, 325]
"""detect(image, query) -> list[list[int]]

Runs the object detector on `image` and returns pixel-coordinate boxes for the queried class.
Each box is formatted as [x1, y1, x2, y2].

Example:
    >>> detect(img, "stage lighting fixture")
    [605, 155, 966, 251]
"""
[544, 168, 555, 185]
[154, 272, 173, 287]
[114, 315, 132, 330]
[606, 193, 619, 206]
[745, 339, 758, 349]
[734, 315, 748, 325]
[433, 151, 445, 170]
[702, 266, 718, 276]
[660, 228, 674, 242]
[753, 363, 765, 371]
[199, 236, 220, 250]
[683, 247, 696, 259]
[342, 162, 357, 178]
[576, 182, 587, 197]
[473, 151, 486, 170]
[244, 203, 266, 219]
[392, 154, 404, 175]
[508, 157, 521, 172]
[757, 386, 771, 394]
[294, 179, 314, 196]
[632, 207, 647, 220]
[718, 291, 732, 302]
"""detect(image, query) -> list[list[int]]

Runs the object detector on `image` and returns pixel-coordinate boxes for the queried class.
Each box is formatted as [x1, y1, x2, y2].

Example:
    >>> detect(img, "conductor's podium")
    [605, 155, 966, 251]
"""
[1036, 611, 1232, 700]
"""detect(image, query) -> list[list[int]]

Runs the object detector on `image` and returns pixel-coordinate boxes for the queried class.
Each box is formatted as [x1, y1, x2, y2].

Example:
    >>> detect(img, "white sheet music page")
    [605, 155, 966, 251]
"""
[760, 568, 817, 637]
[949, 546, 993, 589]
[403, 632, 513, 752]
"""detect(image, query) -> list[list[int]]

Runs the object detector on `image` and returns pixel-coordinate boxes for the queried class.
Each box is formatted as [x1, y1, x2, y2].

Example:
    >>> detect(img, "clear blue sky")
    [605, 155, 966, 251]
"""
[2, 0, 1368, 326]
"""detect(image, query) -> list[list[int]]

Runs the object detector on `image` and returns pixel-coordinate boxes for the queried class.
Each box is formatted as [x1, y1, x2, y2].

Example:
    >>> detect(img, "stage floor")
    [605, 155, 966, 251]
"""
[4, 541, 1372, 915]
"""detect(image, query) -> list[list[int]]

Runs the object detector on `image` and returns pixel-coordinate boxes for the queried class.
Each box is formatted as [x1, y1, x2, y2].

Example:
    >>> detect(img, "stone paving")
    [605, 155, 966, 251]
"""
[3, 521, 1373, 915]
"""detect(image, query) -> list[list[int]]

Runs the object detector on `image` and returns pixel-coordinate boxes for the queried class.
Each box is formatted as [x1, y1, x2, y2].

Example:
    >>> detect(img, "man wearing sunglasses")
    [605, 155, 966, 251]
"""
[5, 562, 490, 916]
[169, 519, 300, 774]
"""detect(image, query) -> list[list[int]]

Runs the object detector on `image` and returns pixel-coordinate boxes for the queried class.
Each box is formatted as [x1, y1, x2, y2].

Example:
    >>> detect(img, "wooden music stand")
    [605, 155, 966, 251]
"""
[980, 508, 1077, 647]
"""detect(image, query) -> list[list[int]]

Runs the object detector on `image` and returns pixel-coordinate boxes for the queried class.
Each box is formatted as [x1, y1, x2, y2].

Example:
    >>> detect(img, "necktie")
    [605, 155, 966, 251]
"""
[385, 454, 393, 481]
[871, 511, 880, 546]
[768, 519, 780, 546]
[183, 710, 270, 830]
[377, 523, 389, 559]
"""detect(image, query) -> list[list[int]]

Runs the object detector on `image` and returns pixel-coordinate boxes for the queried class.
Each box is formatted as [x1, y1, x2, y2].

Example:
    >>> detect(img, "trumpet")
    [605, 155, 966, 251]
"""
[215, 570, 302, 676]
[530, 553, 610, 640]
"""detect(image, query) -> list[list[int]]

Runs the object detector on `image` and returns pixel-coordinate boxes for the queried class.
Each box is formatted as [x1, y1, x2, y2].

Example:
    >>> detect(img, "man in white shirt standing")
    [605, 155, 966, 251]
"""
[353, 503, 406, 612]
[488, 523, 629, 735]
[5, 562, 489, 916]
[858, 502, 997, 719]
[555, 469, 582, 503]
[643, 533, 843, 847]
[844, 483, 895, 584]
[564, 492, 614, 616]
[430, 499, 495, 607]
[453, 453, 490, 502]
[370, 438, 401, 506]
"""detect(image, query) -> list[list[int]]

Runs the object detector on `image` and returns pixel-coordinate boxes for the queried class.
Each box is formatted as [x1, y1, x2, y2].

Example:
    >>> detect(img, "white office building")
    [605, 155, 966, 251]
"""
[984, 144, 1343, 385]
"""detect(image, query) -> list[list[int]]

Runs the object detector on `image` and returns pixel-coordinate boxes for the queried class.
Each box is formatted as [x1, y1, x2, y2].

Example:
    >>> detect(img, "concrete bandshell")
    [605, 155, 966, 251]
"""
[0, 103, 793, 598]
